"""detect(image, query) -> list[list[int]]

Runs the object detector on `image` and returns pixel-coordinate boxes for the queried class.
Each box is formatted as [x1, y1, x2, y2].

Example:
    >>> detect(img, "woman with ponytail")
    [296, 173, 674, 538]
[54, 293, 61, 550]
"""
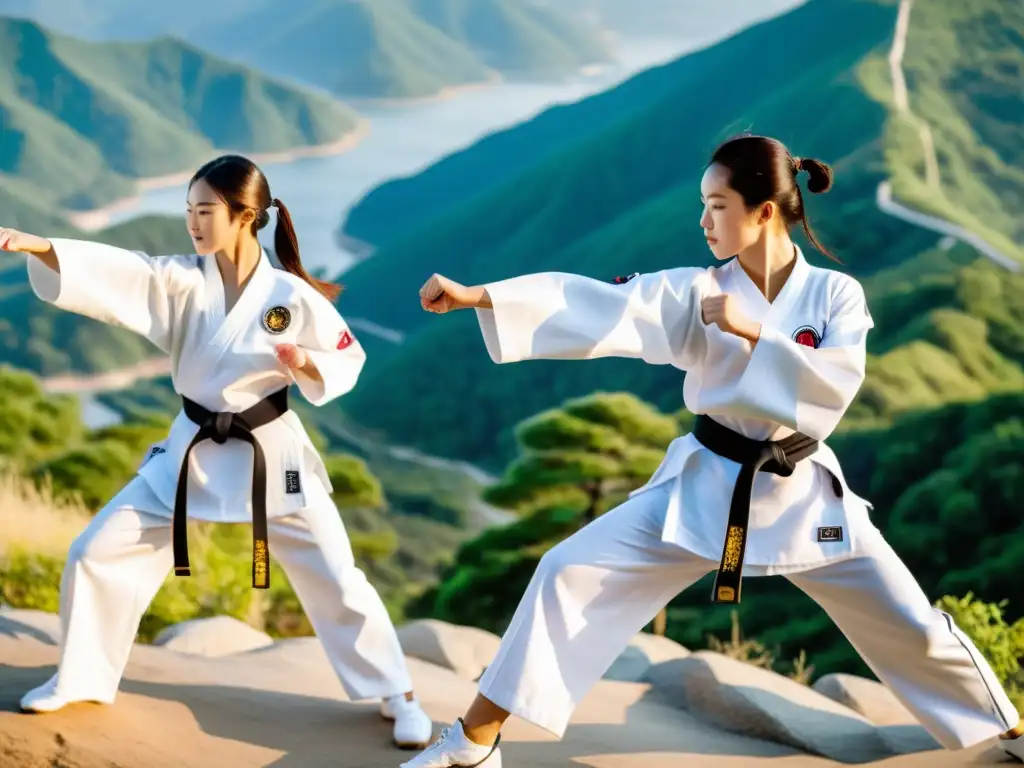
[0, 154, 434, 751]
[402, 133, 1024, 767]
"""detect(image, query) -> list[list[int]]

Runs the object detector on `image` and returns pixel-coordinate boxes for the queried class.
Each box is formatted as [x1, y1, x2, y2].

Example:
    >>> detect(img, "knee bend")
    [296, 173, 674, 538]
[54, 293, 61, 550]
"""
[535, 540, 585, 588]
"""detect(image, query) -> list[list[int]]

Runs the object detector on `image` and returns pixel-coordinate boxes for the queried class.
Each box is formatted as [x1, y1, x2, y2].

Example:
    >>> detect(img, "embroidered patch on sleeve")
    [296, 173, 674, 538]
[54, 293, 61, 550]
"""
[336, 330, 354, 350]
[792, 325, 821, 348]
[611, 272, 639, 285]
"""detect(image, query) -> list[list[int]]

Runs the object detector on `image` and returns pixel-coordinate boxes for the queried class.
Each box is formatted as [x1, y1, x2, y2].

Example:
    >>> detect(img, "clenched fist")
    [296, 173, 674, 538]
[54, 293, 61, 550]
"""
[701, 294, 761, 343]
[419, 273, 484, 314]
[275, 343, 308, 370]
[0, 228, 52, 254]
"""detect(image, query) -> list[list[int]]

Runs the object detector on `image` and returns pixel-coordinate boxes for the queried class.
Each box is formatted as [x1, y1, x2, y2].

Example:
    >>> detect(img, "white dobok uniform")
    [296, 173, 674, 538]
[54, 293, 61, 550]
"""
[468, 247, 1017, 748]
[26, 238, 413, 705]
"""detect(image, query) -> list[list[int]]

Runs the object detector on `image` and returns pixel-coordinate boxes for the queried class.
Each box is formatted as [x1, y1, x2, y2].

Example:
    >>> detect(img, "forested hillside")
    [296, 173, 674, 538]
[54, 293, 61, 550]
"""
[328, 0, 1024, 469]
[0, 15, 361, 226]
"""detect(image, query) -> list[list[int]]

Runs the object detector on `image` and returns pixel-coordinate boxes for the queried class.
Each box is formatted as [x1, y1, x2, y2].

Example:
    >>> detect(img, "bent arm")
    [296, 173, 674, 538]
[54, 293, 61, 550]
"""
[291, 290, 367, 407]
[734, 277, 873, 440]
[474, 269, 708, 369]
[27, 238, 186, 354]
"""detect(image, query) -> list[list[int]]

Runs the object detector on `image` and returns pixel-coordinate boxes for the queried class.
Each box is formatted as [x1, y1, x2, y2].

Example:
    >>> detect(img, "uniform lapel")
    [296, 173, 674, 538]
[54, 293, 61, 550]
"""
[728, 245, 810, 327]
[204, 249, 276, 356]
[762, 245, 809, 326]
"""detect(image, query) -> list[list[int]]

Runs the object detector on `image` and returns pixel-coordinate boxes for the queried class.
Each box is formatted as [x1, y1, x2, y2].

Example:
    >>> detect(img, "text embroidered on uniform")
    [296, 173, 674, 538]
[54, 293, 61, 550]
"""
[253, 539, 269, 588]
[148, 446, 167, 460]
[793, 325, 821, 348]
[722, 525, 745, 571]
[285, 470, 301, 494]
[817, 526, 843, 542]
[337, 330, 354, 350]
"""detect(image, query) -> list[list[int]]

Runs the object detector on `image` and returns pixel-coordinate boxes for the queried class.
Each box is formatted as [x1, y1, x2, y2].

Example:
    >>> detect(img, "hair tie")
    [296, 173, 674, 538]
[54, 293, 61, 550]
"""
[793, 157, 803, 173]
[270, 199, 279, 209]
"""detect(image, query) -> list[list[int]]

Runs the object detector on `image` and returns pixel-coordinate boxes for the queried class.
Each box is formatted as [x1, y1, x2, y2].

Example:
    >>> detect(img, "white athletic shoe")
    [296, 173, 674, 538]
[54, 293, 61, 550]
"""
[1001, 733, 1024, 762]
[19, 674, 112, 714]
[381, 694, 434, 750]
[398, 718, 501, 767]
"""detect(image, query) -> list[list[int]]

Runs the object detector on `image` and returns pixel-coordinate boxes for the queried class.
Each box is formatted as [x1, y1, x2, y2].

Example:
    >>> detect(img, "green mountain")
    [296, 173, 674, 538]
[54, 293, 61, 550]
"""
[408, 0, 612, 76]
[0, 15, 361, 222]
[324, 0, 1024, 471]
[341, 0, 1023, 257]
[0, 0, 612, 101]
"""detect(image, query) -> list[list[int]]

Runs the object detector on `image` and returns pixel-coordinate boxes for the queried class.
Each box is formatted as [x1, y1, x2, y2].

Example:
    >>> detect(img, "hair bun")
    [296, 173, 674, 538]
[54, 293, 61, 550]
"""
[800, 157, 833, 194]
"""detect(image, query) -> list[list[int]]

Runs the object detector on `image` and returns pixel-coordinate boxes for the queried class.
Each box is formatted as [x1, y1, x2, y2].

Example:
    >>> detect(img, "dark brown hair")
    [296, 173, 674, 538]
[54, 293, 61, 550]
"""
[709, 134, 839, 263]
[189, 155, 341, 301]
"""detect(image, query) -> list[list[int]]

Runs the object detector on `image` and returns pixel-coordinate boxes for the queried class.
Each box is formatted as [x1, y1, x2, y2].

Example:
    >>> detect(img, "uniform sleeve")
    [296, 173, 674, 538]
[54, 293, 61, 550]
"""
[291, 288, 367, 407]
[26, 237, 190, 354]
[735, 276, 873, 440]
[474, 269, 708, 370]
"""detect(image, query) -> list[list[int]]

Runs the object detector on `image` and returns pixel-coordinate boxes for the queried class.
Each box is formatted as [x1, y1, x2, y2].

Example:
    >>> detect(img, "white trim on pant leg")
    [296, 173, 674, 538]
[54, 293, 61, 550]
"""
[937, 609, 1018, 732]
[786, 526, 1014, 750]
[269, 483, 413, 701]
[476, 484, 714, 738]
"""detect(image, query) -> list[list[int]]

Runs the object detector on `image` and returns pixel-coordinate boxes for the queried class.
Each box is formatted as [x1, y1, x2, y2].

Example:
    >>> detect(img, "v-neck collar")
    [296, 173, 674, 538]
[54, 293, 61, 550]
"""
[204, 248, 275, 351]
[729, 244, 809, 323]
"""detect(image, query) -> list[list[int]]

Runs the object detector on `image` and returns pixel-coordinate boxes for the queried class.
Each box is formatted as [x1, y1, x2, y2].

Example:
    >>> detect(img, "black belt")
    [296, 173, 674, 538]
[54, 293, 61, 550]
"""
[175, 388, 289, 589]
[693, 414, 830, 605]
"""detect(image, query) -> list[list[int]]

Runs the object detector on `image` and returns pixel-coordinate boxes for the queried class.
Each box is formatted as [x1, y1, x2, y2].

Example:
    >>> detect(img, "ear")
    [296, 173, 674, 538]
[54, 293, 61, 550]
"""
[240, 208, 256, 226]
[758, 202, 775, 225]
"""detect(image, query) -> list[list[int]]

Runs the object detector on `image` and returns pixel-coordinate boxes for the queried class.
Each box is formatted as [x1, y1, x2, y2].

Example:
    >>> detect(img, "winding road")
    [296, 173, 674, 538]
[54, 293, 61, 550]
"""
[879, 0, 1020, 273]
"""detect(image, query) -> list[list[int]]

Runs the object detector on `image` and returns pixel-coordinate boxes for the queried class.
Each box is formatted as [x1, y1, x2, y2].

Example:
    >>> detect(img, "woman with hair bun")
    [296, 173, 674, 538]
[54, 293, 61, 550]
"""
[403, 134, 1024, 767]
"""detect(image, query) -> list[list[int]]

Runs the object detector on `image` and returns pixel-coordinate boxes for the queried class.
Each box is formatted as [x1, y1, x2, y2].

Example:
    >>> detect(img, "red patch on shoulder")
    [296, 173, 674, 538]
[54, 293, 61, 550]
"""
[337, 330, 354, 350]
[793, 326, 821, 348]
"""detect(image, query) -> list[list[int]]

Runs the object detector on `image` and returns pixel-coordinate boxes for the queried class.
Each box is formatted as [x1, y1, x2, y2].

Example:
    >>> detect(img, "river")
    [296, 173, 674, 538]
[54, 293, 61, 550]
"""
[96, 24, 795, 275]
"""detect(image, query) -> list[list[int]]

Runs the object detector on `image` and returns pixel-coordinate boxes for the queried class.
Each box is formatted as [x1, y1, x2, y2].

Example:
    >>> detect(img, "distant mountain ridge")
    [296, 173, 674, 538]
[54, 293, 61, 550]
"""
[0, 15, 362, 227]
[0, 0, 614, 100]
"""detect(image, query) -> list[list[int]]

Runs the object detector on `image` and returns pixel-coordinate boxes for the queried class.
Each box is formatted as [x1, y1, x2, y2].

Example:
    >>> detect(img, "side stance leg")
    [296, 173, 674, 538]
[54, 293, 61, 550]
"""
[20, 477, 173, 712]
[401, 483, 715, 768]
[786, 524, 1021, 754]
[268, 487, 432, 749]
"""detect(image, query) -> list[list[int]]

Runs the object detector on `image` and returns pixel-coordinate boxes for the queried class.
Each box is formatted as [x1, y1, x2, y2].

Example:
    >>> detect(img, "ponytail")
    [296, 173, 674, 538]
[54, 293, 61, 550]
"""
[793, 157, 841, 264]
[271, 198, 341, 302]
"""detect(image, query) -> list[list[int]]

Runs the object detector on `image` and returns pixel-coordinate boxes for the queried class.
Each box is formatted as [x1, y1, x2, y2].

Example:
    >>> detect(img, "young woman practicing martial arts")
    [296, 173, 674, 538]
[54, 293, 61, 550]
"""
[402, 134, 1024, 766]
[0, 155, 434, 751]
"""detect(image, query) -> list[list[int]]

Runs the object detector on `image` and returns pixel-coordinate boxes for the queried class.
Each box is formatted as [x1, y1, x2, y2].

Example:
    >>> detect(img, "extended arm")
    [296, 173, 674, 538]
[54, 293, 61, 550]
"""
[474, 269, 709, 369]
[26, 237, 188, 354]
[733, 277, 873, 440]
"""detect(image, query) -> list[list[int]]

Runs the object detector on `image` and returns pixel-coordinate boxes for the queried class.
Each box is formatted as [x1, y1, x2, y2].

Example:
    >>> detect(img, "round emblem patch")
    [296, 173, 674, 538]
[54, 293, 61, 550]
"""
[262, 306, 291, 334]
[793, 325, 821, 348]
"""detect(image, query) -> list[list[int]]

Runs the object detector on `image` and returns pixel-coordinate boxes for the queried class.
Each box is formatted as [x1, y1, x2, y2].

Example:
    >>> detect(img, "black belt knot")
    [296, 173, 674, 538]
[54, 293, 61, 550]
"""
[174, 387, 289, 589]
[692, 414, 827, 605]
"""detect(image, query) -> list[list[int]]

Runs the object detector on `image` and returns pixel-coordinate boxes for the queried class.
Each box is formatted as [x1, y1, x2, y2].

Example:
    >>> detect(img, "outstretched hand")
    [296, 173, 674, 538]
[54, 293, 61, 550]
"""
[275, 343, 308, 370]
[0, 228, 52, 254]
[419, 273, 484, 314]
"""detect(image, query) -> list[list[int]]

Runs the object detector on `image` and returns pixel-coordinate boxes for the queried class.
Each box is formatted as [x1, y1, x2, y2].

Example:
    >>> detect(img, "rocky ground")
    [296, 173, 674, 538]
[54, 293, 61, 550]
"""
[0, 609, 1012, 767]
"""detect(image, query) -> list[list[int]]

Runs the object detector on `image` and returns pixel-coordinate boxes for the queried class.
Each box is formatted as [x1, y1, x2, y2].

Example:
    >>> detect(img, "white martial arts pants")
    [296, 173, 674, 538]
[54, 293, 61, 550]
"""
[477, 483, 1019, 749]
[49, 476, 413, 705]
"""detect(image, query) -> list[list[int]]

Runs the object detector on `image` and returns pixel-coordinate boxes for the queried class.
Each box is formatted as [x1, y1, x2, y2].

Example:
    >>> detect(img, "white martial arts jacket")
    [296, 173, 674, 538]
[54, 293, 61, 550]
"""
[475, 247, 877, 574]
[28, 239, 363, 523]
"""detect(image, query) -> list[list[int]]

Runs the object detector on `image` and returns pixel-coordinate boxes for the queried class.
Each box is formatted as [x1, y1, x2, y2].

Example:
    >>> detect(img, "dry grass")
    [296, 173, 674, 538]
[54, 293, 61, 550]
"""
[0, 472, 91, 560]
[708, 610, 816, 684]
